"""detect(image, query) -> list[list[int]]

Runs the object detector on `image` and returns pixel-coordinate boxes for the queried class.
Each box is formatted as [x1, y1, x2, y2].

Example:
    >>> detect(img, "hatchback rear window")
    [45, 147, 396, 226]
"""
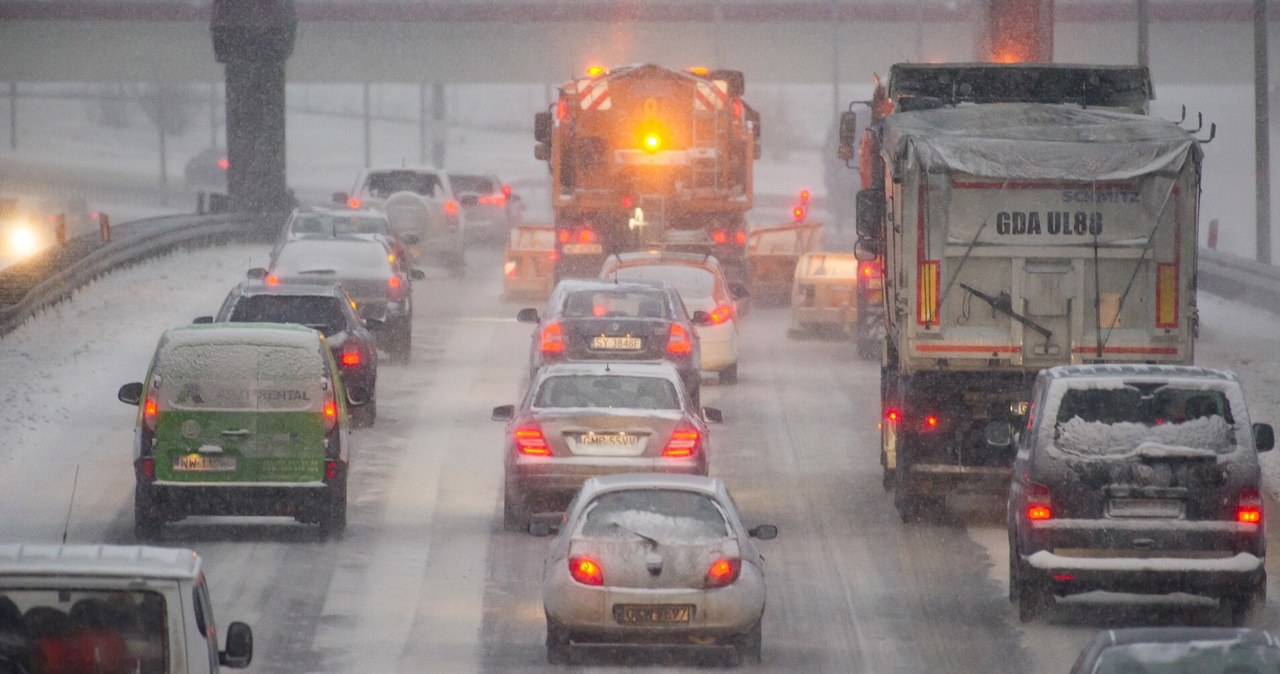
[613, 266, 714, 301]
[579, 490, 729, 541]
[228, 296, 347, 336]
[1053, 384, 1237, 456]
[534, 375, 679, 410]
[562, 290, 667, 319]
[157, 343, 325, 411]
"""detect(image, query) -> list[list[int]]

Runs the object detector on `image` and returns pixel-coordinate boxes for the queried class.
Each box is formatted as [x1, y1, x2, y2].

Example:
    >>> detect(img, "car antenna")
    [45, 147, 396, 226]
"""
[61, 464, 80, 544]
[605, 362, 612, 372]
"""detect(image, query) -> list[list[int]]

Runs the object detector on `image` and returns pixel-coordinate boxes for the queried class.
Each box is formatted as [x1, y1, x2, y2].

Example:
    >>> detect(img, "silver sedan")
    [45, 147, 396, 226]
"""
[536, 473, 777, 665]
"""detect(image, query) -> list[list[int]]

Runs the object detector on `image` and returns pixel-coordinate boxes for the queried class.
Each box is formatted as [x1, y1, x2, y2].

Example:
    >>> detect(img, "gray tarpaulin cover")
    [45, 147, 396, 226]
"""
[882, 103, 1200, 182]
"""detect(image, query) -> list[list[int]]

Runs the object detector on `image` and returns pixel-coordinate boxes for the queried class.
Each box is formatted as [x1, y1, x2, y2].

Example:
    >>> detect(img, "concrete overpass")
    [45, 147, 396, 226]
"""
[0, 1, 1277, 87]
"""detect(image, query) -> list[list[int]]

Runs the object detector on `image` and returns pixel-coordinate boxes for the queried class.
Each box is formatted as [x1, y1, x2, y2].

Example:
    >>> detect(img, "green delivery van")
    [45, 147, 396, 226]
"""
[118, 323, 355, 541]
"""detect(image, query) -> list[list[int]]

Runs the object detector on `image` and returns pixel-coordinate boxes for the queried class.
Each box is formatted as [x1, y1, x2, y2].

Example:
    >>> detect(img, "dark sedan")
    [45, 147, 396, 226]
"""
[248, 236, 424, 364]
[517, 279, 705, 406]
[196, 282, 380, 426]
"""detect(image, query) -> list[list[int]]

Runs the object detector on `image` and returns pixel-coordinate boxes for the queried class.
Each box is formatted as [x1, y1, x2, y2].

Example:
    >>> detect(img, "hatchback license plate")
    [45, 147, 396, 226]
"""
[1108, 498, 1184, 519]
[173, 456, 238, 472]
[592, 335, 642, 350]
[614, 604, 694, 624]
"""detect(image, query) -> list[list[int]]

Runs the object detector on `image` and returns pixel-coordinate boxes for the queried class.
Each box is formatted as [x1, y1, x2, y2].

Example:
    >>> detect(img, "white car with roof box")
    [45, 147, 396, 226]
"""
[0, 544, 252, 673]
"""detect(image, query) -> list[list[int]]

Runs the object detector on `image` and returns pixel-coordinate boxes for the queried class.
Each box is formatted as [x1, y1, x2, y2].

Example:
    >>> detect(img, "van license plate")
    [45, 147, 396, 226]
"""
[613, 604, 694, 624]
[173, 456, 238, 472]
[1108, 498, 1184, 519]
[592, 336, 642, 350]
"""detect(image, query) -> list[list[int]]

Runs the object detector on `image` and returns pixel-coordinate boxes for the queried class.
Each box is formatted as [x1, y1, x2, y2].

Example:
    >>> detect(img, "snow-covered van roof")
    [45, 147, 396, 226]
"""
[881, 103, 1200, 182]
[161, 322, 322, 349]
[0, 544, 202, 580]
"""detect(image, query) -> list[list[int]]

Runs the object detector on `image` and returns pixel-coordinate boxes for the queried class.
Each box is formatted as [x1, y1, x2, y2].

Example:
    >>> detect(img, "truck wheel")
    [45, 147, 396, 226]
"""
[134, 486, 162, 542]
[719, 363, 738, 385]
[893, 483, 920, 523]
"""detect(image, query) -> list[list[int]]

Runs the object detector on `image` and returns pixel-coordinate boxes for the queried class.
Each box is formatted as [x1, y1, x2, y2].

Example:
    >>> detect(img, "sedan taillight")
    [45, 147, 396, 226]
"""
[539, 321, 565, 355]
[569, 555, 604, 586]
[1238, 487, 1263, 524]
[704, 558, 741, 588]
[662, 423, 701, 458]
[514, 424, 551, 456]
[666, 323, 693, 355]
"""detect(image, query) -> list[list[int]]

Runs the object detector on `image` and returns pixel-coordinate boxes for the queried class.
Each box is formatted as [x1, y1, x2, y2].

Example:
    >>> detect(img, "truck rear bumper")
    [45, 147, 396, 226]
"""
[904, 464, 1011, 495]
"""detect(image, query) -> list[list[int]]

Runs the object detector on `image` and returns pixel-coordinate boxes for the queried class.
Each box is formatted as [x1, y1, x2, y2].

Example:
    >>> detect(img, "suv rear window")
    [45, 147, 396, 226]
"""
[228, 296, 347, 336]
[1053, 384, 1237, 456]
[562, 290, 667, 319]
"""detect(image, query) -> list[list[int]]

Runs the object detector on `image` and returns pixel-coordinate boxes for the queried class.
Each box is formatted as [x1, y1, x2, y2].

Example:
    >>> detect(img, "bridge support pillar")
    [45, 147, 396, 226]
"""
[432, 82, 446, 168]
[212, 0, 296, 223]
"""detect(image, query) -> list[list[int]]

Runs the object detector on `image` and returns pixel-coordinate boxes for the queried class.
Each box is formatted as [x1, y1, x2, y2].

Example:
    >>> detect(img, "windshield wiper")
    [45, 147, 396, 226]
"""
[959, 283, 1053, 340]
[609, 521, 661, 548]
[298, 269, 337, 275]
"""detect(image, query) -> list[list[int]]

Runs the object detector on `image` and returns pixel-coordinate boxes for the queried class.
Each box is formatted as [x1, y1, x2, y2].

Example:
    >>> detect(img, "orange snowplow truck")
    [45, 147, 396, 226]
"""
[534, 64, 761, 285]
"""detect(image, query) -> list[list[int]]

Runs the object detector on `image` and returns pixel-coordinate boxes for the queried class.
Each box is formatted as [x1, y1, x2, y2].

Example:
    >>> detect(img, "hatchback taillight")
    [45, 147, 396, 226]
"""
[667, 323, 693, 355]
[662, 424, 701, 458]
[540, 321, 565, 355]
[705, 558, 741, 588]
[514, 425, 552, 456]
[569, 555, 604, 586]
[706, 303, 734, 325]
[1026, 482, 1052, 521]
[388, 276, 405, 302]
[1238, 487, 1263, 524]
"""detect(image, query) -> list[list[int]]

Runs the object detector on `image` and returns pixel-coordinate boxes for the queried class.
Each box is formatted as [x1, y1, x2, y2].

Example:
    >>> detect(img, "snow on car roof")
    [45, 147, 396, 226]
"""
[583, 473, 722, 497]
[1043, 364, 1238, 383]
[234, 282, 345, 298]
[164, 322, 322, 349]
[0, 544, 202, 580]
[534, 361, 683, 381]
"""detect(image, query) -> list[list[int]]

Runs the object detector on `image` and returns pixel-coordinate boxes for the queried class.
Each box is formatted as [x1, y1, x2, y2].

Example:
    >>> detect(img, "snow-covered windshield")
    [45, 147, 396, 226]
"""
[1092, 638, 1280, 673]
[579, 490, 730, 541]
[1053, 386, 1237, 456]
[534, 375, 679, 410]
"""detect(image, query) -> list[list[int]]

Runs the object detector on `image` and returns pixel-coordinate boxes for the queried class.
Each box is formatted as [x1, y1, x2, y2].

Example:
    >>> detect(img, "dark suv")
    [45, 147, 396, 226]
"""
[197, 283, 379, 426]
[517, 280, 706, 406]
[1007, 364, 1274, 624]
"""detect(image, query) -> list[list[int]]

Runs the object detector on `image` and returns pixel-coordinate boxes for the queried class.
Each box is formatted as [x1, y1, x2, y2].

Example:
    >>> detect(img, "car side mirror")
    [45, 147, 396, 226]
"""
[459, 194, 479, 207]
[246, 268, 268, 280]
[219, 621, 253, 669]
[516, 308, 540, 323]
[527, 522, 552, 537]
[193, 316, 213, 324]
[749, 524, 777, 540]
[346, 385, 371, 406]
[332, 192, 348, 205]
[1255, 423, 1274, 452]
[703, 407, 723, 423]
[408, 269, 426, 281]
[117, 382, 143, 405]
[492, 404, 515, 421]
[534, 111, 553, 145]
[837, 110, 858, 161]
[691, 310, 711, 326]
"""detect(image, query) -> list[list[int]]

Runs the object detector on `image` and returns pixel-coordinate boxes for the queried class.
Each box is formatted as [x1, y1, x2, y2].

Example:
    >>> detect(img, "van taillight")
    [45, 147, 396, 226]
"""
[662, 424, 701, 458]
[388, 276, 405, 302]
[324, 394, 338, 432]
[1026, 482, 1052, 521]
[325, 459, 340, 481]
[143, 394, 158, 431]
[138, 458, 155, 480]
[667, 323, 693, 354]
[514, 425, 552, 456]
[1237, 487, 1263, 524]
[540, 321, 565, 355]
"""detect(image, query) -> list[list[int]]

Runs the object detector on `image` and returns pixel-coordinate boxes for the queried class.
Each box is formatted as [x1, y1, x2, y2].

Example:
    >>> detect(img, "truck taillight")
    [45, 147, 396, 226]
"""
[667, 323, 693, 354]
[539, 321, 565, 355]
[917, 260, 940, 326]
[265, 274, 280, 287]
[919, 414, 940, 432]
[705, 558, 741, 588]
[734, 230, 747, 245]
[569, 555, 604, 586]
[502, 184, 512, 198]
[1026, 482, 1052, 521]
[577, 228, 597, 243]
[388, 276, 405, 302]
[1237, 487, 1263, 524]
[514, 425, 551, 456]
[556, 97, 568, 121]
[885, 408, 901, 424]
[712, 229, 728, 245]
[662, 424, 701, 458]
[1156, 262, 1178, 328]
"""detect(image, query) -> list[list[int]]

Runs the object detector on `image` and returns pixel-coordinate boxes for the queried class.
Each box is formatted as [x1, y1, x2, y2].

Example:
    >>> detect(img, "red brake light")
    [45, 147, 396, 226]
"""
[138, 458, 155, 479]
[712, 229, 728, 245]
[265, 274, 280, 286]
[445, 200, 459, 216]
[621, 195, 634, 209]
[387, 276, 405, 302]
[1238, 487, 1263, 524]
[861, 262, 880, 278]
[662, 424, 701, 458]
[514, 424, 552, 456]
[1026, 482, 1052, 521]
[578, 228, 597, 243]
[540, 321, 565, 355]
[347, 197, 361, 209]
[324, 395, 338, 432]
[325, 459, 339, 480]
[502, 184, 512, 198]
[799, 189, 810, 203]
[556, 97, 568, 121]
[557, 229, 570, 244]
[340, 348, 361, 367]
[707, 303, 734, 325]
[793, 206, 806, 221]
[734, 230, 747, 245]
[569, 555, 604, 586]
[920, 414, 940, 432]
[667, 323, 693, 355]
[705, 558, 741, 587]
[885, 408, 901, 424]
[143, 394, 158, 430]
[216, 157, 230, 170]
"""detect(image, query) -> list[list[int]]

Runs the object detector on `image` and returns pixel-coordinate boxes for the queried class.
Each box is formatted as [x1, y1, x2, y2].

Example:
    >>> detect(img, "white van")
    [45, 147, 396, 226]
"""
[0, 544, 252, 673]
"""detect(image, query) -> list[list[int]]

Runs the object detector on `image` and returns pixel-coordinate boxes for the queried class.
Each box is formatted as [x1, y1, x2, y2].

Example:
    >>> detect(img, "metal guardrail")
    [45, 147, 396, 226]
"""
[0, 212, 261, 338]
[1198, 248, 1280, 316]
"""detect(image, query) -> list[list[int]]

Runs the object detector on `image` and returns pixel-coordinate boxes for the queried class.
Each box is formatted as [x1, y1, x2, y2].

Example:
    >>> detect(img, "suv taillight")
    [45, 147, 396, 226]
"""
[1026, 482, 1052, 521]
[705, 558, 741, 588]
[662, 423, 701, 458]
[514, 424, 551, 456]
[540, 321, 565, 355]
[388, 276, 405, 302]
[1238, 487, 1263, 524]
[667, 323, 693, 355]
